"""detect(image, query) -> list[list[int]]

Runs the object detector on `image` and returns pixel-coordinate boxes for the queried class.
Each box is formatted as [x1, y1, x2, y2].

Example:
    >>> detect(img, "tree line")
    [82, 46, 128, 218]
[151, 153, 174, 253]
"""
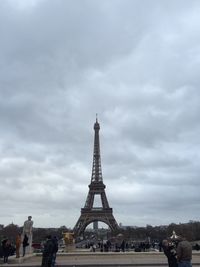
[115, 221, 200, 242]
[1, 220, 200, 244]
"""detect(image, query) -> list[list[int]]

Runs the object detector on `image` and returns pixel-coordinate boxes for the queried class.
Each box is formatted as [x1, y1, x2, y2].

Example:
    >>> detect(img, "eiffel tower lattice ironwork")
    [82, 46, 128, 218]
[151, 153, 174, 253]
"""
[73, 118, 119, 237]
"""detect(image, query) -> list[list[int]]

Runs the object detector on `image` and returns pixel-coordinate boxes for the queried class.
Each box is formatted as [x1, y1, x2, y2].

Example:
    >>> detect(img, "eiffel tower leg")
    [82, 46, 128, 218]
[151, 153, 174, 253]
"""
[73, 216, 85, 237]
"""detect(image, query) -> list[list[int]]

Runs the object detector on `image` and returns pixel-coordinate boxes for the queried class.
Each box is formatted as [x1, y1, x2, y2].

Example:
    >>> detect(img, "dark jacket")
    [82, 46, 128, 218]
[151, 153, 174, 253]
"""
[177, 240, 192, 262]
[43, 239, 54, 256]
[2, 239, 12, 257]
[163, 244, 178, 267]
[23, 235, 29, 247]
[41, 238, 55, 267]
[52, 237, 58, 254]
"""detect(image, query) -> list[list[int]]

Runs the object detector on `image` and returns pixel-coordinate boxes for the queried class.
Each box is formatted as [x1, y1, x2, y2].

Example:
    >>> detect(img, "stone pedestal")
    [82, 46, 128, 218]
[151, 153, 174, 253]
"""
[65, 244, 76, 252]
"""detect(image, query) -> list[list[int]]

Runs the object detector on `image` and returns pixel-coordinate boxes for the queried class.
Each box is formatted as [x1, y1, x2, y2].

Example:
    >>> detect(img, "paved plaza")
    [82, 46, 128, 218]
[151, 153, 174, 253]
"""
[1, 251, 199, 267]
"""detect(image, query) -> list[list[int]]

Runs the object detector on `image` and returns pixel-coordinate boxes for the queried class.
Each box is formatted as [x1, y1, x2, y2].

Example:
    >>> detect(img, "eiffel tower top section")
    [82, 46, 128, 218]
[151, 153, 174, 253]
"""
[91, 115, 103, 183]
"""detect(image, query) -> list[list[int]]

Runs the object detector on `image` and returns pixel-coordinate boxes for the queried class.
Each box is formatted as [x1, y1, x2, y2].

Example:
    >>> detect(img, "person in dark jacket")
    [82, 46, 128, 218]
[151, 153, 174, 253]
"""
[2, 237, 11, 263]
[51, 236, 58, 267]
[162, 239, 178, 267]
[23, 234, 29, 257]
[41, 235, 54, 267]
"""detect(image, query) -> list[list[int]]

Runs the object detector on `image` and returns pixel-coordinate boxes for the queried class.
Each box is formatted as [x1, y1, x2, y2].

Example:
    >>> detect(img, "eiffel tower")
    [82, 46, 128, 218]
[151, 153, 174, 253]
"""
[73, 117, 119, 237]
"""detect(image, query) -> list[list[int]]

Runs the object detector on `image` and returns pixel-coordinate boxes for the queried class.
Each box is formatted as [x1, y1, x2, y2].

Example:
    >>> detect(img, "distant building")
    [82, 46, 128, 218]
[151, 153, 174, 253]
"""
[119, 223, 138, 230]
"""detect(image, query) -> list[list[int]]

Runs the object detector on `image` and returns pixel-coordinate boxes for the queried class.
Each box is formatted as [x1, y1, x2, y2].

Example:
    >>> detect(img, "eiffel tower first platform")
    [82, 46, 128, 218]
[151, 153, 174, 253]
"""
[73, 118, 119, 237]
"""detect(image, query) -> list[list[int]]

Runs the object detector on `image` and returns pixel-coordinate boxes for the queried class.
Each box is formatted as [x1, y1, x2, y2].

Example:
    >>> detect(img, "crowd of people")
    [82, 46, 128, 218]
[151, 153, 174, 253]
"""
[84, 239, 162, 252]
[0, 231, 195, 267]
[0, 233, 58, 266]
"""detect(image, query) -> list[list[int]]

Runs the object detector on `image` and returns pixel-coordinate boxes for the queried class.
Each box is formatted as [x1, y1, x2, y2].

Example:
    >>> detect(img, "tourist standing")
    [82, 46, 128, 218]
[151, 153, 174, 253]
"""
[23, 234, 29, 257]
[41, 235, 54, 267]
[162, 239, 178, 267]
[177, 238, 192, 267]
[51, 236, 58, 267]
[2, 237, 11, 263]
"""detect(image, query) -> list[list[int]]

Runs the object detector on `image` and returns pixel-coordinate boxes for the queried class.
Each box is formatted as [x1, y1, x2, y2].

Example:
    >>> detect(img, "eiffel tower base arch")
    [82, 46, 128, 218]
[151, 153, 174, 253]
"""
[74, 208, 119, 237]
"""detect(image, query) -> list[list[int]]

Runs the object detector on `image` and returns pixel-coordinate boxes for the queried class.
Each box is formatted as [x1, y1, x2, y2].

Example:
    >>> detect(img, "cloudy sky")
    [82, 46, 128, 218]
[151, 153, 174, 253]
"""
[0, 0, 200, 229]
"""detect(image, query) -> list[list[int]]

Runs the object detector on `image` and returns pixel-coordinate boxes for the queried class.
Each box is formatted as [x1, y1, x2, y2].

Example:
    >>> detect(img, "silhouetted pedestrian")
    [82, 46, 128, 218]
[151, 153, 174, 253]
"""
[23, 234, 29, 257]
[51, 236, 58, 267]
[41, 235, 54, 267]
[2, 237, 11, 263]
[162, 239, 178, 267]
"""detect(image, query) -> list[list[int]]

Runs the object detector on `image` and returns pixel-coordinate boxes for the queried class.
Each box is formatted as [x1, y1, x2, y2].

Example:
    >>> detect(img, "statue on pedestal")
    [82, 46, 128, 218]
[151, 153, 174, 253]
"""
[22, 216, 33, 254]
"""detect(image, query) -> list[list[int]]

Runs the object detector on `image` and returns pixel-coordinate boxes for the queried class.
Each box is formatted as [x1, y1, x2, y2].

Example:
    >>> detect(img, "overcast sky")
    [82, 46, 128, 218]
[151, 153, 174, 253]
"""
[0, 0, 200, 229]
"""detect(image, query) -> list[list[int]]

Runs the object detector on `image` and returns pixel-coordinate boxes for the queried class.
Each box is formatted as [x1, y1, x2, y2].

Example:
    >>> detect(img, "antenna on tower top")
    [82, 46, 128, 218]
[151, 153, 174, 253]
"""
[96, 113, 98, 122]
